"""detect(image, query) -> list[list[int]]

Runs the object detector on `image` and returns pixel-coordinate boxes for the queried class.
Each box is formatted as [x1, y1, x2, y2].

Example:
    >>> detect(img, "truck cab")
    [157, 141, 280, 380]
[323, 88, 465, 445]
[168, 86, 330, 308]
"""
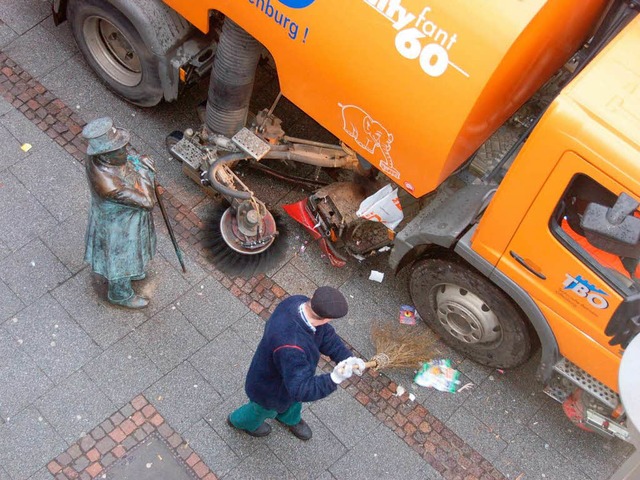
[474, 12, 639, 391]
[417, 13, 640, 438]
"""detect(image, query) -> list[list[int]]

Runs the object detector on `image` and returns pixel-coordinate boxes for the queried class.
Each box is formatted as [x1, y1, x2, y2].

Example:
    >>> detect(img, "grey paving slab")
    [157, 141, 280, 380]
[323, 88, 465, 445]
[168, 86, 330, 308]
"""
[463, 357, 545, 443]
[51, 268, 147, 349]
[0, 21, 17, 48]
[446, 406, 508, 463]
[0, 407, 66, 480]
[176, 276, 249, 341]
[155, 232, 207, 287]
[223, 443, 293, 480]
[6, 293, 100, 383]
[83, 335, 162, 407]
[146, 362, 222, 434]
[11, 143, 87, 222]
[268, 410, 349, 480]
[4, 23, 76, 79]
[190, 328, 254, 400]
[127, 101, 198, 160]
[309, 388, 380, 449]
[333, 281, 384, 360]
[40, 15, 78, 55]
[230, 311, 266, 351]
[0, 123, 26, 171]
[0, 238, 72, 304]
[414, 464, 443, 480]
[0, 467, 8, 480]
[131, 304, 207, 374]
[289, 236, 357, 290]
[0, 97, 11, 116]
[0, 171, 58, 250]
[457, 358, 493, 385]
[133, 254, 192, 318]
[418, 370, 475, 422]
[0, 326, 53, 420]
[0, 239, 9, 261]
[41, 53, 143, 132]
[0, 0, 50, 35]
[0, 279, 24, 322]
[340, 261, 413, 320]
[0, 109, 54, 157]
[39, 208, 88, 275]
[494, 427, 588, 480]
[204, 388, 270, 461]
[328, 423, 427, 480]
[106, 432, 192, 480]
[182, 419, 241, 478]
[26, 468, 54, 480]
[529, 397, 633, 480]
[35, 370, 116, 444]
[272, 262, 318, 298]
[315, 471, 337, 480]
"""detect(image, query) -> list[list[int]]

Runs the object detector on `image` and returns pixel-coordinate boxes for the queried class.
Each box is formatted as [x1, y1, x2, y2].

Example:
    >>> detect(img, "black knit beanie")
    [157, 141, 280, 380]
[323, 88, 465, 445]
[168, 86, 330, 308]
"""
[310, 286, 348, 319]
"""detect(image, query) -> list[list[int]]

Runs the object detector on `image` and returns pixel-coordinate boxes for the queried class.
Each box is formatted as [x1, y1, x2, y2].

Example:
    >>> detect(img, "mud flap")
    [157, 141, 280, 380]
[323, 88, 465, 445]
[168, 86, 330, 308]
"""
[283, 199, 347, 268]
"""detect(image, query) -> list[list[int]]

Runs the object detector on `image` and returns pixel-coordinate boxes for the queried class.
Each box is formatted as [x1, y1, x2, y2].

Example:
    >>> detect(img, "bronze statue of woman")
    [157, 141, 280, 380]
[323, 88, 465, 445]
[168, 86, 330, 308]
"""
[82, 117, 157, 309]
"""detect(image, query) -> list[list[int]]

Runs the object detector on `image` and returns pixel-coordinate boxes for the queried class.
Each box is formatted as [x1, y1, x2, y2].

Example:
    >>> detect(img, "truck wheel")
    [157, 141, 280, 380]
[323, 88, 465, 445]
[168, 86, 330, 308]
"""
[67, 0, 163, 106]
[410, 258, 533, 368]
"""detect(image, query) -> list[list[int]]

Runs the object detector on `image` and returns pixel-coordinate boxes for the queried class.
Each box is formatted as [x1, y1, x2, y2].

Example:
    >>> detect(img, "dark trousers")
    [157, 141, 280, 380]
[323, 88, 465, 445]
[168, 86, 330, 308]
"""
[229, 401, 302, 432]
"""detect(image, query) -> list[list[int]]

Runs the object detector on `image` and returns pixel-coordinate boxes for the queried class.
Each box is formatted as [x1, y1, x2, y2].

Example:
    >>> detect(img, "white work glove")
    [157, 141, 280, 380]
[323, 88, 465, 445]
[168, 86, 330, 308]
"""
[344, 357, 366, 376]
[330, 359, 353, 384]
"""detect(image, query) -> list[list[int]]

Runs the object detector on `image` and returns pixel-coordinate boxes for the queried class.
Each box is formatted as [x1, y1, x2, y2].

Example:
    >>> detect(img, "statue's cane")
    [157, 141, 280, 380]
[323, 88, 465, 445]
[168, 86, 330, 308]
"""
[154, 183, 187, 273]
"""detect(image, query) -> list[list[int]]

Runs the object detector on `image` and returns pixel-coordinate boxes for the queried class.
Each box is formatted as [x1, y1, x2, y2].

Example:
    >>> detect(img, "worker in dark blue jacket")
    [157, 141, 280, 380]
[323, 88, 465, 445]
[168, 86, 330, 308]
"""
[227, 286, 366, 440]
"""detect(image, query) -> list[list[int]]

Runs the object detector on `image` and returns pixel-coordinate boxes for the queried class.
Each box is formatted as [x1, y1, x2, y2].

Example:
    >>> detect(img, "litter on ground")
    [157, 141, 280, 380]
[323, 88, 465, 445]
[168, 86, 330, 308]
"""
[369, 270, 384, 282]
[414, 359, 461, 393]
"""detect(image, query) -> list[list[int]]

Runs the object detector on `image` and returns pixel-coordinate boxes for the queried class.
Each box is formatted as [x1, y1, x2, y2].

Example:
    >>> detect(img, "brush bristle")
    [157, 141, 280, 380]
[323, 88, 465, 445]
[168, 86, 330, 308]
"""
[202, 204, 288, 278]
[370, 322, 435, 369]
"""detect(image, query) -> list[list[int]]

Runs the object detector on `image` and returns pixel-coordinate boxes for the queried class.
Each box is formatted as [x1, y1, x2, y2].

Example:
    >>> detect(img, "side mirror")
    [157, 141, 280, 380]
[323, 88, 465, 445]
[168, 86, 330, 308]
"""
[581, 192, 640, 258]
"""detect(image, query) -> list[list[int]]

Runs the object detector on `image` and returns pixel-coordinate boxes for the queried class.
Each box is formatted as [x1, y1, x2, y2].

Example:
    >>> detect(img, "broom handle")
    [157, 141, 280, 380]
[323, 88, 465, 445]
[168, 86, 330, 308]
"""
[339, 359, 378, 374]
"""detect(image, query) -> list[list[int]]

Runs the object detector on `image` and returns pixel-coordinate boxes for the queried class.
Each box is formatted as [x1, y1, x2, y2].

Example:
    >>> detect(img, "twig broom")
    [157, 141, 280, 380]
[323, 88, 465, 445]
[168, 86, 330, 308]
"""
[345, 322, 436, 373]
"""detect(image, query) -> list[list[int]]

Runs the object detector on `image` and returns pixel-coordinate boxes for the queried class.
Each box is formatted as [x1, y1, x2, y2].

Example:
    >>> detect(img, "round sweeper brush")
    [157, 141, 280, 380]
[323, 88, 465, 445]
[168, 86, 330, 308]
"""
[202, 203, 288, 278]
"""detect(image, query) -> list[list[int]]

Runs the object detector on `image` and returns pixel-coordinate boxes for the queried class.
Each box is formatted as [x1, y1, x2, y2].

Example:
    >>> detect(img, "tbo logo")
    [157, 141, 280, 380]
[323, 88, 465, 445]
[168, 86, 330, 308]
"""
[277, 0, 315, 7]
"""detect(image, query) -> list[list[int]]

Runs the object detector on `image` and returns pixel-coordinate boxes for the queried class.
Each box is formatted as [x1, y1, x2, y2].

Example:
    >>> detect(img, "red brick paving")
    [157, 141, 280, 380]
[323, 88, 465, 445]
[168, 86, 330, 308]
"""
[0, 53, 504, 480]
[46, 395, 217, 480]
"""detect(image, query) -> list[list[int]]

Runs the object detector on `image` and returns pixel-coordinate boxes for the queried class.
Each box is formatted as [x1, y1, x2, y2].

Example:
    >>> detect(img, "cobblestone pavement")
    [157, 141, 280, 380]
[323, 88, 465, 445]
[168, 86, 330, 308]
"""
[0, 2, 634, 480]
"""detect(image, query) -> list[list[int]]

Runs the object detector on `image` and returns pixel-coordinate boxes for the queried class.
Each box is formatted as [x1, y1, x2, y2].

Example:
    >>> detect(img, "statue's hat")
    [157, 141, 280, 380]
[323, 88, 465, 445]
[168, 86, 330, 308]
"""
[82, 117, 130, 155]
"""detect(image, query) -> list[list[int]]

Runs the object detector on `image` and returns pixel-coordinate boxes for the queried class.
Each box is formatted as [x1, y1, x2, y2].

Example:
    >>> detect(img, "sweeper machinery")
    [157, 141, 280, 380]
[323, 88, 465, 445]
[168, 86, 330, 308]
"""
[55, 0, 640, 442]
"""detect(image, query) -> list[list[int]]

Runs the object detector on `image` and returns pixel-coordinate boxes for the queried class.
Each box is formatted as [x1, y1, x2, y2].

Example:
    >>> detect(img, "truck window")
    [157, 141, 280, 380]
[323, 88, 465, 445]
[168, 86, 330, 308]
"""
[551, 174, 639, 294]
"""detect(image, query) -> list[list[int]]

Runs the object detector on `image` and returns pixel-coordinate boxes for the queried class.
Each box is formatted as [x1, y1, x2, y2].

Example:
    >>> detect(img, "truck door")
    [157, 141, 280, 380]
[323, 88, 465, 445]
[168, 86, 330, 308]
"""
[495, 152, 639, 390]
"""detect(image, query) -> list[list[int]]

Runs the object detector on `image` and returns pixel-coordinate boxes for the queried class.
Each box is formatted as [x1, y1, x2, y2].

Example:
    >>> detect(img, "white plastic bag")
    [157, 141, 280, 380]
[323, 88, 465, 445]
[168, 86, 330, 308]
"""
[356, 184, 404, 230]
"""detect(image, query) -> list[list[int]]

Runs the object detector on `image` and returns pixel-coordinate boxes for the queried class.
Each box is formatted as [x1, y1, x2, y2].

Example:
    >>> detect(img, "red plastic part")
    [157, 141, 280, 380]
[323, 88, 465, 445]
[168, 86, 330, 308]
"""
[282, 199, 346, 268]
[562, 389, 596, 432]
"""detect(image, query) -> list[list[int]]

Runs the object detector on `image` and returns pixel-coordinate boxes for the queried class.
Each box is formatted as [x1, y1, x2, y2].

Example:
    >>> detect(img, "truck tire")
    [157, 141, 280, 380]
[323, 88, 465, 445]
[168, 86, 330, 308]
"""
[410, 257, 533, 368]
[67, 0, 163, 106]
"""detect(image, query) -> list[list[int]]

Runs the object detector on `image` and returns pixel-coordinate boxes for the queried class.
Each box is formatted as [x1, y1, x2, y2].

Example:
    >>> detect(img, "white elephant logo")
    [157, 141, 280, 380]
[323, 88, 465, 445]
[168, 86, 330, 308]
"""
[339, 103, 400, 179]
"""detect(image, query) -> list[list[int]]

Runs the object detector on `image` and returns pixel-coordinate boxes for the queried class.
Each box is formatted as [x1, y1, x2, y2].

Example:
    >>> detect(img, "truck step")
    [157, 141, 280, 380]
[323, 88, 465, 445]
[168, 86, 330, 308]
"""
[553, 358, 619, 409]
[542, 376, 572, 404]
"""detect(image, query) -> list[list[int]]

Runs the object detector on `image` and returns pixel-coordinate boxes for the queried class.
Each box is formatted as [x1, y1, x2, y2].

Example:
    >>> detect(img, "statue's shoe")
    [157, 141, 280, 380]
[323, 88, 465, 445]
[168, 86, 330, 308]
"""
[131, 273, 146, 281]
[109, 294, 149, 309]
